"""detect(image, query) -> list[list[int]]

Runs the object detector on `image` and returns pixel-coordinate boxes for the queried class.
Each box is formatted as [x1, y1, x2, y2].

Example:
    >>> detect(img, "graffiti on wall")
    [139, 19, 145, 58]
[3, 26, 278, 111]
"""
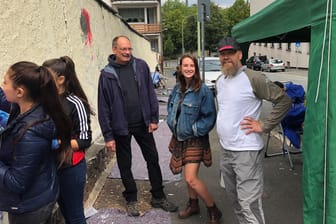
[80, 8, 93, 46]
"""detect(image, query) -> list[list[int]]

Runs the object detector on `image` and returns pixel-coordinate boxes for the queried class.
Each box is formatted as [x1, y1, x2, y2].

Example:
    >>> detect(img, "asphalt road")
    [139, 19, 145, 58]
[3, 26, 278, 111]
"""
[162, 66, 306, 224]
[85, 67, 307, 224]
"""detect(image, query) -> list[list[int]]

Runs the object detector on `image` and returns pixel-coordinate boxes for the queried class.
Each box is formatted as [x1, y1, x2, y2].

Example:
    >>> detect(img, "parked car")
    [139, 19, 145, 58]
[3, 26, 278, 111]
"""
[198, 57, 222, 93]
[261, 58, 286, 72]
[246, 56, 264, 70]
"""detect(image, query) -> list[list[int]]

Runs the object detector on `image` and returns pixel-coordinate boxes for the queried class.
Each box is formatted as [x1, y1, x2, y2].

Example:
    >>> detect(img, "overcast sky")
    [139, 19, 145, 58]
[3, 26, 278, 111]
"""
[161, 0, 235, 8]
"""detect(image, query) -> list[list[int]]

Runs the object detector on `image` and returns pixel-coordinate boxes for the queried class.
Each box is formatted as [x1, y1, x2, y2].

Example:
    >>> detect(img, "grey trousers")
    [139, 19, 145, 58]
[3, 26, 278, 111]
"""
[220, 149, 265, 224]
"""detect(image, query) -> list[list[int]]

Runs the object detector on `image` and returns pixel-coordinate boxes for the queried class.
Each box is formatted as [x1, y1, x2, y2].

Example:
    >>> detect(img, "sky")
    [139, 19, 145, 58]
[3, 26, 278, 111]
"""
[161, 0, 235, 8]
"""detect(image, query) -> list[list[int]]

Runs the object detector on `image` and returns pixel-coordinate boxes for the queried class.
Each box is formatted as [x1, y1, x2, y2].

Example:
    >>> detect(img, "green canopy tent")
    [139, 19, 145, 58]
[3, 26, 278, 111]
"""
[231, 0, 336, 223]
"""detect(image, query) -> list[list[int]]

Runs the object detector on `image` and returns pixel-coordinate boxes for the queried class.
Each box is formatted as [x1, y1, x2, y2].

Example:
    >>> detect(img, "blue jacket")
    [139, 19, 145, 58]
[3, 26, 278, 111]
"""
[167, 83, 216, 141]
[0, 100, 58, 214]
[98, 55, 159, 142]
[0, 88, 10, 131]
[152, 71, 160, 85]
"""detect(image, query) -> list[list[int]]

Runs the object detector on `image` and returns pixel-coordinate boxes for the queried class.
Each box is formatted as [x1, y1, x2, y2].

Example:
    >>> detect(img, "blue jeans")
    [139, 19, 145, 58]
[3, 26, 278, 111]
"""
[58, 159, 87, 224]
[115, 124, 165, 202]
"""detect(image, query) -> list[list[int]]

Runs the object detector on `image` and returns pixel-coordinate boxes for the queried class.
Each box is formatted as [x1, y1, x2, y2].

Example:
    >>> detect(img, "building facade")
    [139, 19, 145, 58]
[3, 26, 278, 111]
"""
[249, 0, 309, 69]
[111, 0, 162, 57]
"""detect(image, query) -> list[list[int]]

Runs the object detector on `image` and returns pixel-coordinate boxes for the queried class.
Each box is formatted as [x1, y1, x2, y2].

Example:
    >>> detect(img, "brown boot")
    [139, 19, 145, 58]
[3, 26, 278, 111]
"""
[178, 198, 200, 219]
[207, 203, 222, 224]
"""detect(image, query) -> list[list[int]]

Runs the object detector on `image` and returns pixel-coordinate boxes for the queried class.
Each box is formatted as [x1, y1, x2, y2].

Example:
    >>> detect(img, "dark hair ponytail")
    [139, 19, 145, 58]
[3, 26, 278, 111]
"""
[9, 61, 73, 166]
[38, 66, 73, 166]
[43, 56, 95, 115]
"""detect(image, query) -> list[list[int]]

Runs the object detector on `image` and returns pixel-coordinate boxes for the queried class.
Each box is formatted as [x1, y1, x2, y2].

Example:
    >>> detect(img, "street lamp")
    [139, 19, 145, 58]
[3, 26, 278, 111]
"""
[181, 15, 193, 55]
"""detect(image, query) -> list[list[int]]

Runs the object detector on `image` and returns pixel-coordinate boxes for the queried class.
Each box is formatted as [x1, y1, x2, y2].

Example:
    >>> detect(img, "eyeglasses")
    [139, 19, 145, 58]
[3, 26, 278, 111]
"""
[117, 47, 133, 52]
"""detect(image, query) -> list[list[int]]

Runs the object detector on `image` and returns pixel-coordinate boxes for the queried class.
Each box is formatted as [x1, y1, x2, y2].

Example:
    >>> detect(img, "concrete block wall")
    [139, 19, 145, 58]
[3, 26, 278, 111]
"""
[0, 0, 160, 141]
[0, 1, 160, 223]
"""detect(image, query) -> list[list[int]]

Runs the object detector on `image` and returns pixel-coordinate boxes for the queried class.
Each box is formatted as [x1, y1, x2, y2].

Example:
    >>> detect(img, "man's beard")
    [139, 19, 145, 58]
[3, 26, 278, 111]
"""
[221, 63, 238, 76]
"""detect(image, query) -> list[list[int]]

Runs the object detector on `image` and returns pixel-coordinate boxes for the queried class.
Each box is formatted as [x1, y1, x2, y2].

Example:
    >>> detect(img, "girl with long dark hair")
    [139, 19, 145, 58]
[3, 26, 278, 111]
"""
[43, 56, 93, 224]
[0, 61, 72, 224]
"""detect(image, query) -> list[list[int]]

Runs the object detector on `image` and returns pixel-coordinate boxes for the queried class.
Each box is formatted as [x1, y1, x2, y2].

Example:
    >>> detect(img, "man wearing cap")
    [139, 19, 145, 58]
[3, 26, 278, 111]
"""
[215, 37, 291, 224]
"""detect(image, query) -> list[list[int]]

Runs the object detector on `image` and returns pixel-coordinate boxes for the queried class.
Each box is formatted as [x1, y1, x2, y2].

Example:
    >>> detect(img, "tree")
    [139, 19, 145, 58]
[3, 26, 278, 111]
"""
[162, 0, 192, 57]
[223, 0, 250, 36]
[183, 13, 197, 54]
[203, 3, 228, 54]
[161, 0, 250, 57]
[163, 35, 175, 58]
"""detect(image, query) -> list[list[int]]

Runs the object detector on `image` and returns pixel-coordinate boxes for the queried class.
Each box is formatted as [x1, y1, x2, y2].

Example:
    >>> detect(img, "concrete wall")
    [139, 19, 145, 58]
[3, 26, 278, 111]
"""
[249, 43, 310, 69]
[0, 0, 159, 141]
[250, 0, 275, 14]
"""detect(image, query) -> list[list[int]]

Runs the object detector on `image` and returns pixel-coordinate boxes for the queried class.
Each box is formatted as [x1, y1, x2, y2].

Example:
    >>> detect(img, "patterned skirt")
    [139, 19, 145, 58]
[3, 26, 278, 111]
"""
[168, 135, 212, 174]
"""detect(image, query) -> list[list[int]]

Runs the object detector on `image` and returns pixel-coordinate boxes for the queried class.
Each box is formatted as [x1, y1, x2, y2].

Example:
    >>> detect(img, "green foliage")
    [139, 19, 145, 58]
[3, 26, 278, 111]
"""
[183, 14, 197, 54]
[224, 0, 250, 36]
[162, 0, 194, 57]
[164, 36, 175, 58]
[162, 0, 250, 57]
[204, 3, 228, 54]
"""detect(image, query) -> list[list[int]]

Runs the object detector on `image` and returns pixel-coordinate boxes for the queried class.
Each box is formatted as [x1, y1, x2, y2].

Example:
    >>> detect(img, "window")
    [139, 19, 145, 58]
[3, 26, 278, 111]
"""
[150, 39, 158, 52]
[147, 7, 157, 24]
[120, 7, 157, 24]
[271, 59, 283, 63]
[201, 59, 221, 72]
[119, 8, 144, 23]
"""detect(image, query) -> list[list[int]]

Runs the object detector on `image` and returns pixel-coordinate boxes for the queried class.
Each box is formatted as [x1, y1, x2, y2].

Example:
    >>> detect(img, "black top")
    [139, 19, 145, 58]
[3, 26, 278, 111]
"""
[111, 59, 143, 127]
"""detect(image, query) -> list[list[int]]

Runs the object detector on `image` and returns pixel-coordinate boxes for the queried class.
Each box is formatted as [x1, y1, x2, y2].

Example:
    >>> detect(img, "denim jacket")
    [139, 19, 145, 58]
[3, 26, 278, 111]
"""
[167, 83, 216, 141]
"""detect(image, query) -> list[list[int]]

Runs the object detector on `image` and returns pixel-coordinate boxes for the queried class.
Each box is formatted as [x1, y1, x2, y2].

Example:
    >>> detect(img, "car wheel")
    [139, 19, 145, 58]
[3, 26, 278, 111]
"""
[282, 69, 285, 72]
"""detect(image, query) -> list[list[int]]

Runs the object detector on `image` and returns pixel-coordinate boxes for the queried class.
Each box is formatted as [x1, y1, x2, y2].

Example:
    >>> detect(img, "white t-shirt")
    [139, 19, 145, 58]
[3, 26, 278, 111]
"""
[216, 70, 264, 151]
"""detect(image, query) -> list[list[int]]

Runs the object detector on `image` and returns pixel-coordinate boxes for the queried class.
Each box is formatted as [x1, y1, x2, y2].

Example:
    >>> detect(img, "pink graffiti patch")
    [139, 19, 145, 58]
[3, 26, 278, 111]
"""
[80, 8, 92, 46]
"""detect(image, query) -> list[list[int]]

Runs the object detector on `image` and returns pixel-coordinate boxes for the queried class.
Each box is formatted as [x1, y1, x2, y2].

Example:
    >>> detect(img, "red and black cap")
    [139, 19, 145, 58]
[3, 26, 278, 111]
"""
[218, 37, 241, 52]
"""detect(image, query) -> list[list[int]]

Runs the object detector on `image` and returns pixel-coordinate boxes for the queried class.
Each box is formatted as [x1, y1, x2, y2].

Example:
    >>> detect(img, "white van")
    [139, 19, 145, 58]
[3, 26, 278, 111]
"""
[198, 57, 222, 93]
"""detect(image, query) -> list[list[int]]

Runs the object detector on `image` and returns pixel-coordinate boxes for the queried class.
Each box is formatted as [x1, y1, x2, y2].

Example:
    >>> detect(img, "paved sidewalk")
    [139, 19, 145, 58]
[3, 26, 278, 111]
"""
[2, 129, 298, 224]
[0, 67, 304, 224]
[166, 129, 302, 224]
[88, 85, 303, 224]
[89, 127, 302, 224]
[87, 69, 303, 224]
[0, 211, 7, 224]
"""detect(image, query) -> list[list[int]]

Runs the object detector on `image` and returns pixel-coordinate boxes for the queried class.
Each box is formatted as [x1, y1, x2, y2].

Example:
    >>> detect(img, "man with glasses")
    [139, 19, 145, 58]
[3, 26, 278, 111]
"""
[216, 37, 291, 224]
[97, 35, 177, 217]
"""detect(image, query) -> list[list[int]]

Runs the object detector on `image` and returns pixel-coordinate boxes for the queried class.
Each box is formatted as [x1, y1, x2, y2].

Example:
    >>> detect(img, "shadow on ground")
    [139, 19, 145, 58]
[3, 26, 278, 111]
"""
[88, 129, 302, 224]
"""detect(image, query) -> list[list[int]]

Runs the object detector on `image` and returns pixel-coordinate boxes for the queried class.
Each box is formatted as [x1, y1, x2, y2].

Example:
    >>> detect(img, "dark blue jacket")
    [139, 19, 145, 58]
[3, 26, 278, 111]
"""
[0, 99, 58, 214]
[98, 55, 159, 142]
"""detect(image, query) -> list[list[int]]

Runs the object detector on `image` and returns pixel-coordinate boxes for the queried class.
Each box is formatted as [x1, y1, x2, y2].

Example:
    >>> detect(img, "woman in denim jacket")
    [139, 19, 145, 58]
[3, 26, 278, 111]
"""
[167, 54, 222, 224]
